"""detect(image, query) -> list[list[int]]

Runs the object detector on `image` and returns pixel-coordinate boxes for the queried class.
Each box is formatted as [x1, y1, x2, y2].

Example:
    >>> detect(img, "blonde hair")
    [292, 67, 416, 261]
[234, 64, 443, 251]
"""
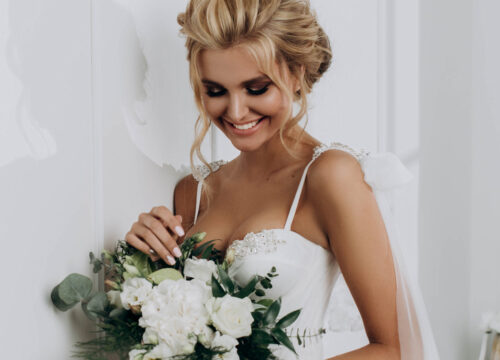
[178, 0, 332, 203]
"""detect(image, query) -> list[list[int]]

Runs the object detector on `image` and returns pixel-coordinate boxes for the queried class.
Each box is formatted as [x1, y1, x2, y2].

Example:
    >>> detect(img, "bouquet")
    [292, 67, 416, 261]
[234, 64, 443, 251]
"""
[51, 232, 302, 360]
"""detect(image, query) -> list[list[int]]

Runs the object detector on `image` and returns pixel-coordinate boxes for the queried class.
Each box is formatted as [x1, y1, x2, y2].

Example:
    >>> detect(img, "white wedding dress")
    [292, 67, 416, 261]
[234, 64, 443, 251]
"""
[192, 142, 440, 360]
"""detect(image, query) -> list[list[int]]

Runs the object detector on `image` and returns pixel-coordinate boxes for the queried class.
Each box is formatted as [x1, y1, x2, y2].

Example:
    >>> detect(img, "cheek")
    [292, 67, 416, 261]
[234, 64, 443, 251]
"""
[203, 96, 226, 119]
[253, 88, 287, 116]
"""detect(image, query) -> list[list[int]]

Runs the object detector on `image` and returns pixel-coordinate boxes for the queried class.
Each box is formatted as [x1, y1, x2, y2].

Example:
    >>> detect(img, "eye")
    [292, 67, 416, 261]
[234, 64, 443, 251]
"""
[205, 88, 227, 97]
[247, 84, 270, 96]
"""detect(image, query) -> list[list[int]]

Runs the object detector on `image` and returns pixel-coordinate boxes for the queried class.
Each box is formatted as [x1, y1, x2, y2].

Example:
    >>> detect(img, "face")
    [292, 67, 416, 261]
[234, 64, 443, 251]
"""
[198, 46, 298, 152]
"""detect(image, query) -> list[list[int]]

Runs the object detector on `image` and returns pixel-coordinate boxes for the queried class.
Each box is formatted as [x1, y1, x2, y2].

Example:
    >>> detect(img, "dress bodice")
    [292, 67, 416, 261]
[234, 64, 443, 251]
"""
[191, 141, 440, 359]
[192, 142, 370, 359]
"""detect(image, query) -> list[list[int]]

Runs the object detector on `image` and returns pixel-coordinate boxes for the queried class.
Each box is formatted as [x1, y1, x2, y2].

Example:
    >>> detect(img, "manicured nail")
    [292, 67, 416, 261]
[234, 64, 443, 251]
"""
[167, 256, 175, 265]
[173, 247, 182, 258]
[175, 226, 185, 237]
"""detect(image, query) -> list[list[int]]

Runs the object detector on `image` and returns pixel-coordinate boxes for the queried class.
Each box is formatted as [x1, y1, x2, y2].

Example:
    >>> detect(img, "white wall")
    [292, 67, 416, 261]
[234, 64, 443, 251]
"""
[419, 0, 500, 359]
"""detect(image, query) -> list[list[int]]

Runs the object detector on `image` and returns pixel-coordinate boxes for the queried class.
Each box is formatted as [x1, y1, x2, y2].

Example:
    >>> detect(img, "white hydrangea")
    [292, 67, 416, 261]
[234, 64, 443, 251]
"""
[120, 277, 153, 310]
[184, 258, 218, 284]
[138, 278, 213, 356]
[206, 294, 254, 338]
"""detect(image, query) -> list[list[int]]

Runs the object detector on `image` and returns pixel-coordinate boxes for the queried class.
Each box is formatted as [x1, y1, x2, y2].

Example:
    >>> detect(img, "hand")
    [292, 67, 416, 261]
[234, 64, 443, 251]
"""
[125, 206, 185, 265]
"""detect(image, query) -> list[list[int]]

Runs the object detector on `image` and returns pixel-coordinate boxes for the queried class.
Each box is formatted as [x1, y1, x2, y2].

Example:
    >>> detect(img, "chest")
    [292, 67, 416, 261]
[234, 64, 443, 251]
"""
[184, 172, 329, 253]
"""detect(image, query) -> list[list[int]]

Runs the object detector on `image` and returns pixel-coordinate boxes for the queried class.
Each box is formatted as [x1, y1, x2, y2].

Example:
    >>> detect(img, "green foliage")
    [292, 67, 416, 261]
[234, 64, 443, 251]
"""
[147, 268, 183, 284]
[51, 273, 93, 311]
[82, 292, 109, 320]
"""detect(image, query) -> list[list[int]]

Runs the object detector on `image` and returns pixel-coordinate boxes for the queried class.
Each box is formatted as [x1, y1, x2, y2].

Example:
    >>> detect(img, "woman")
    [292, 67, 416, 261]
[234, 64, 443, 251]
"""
[125, 0, 439, 358]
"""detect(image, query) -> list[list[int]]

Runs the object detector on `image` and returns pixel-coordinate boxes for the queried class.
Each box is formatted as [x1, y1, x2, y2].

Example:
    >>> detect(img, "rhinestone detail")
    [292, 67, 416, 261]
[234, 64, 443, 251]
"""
[312, 142, 370, 162]
[193, 159, 228, 182]
[227, 229, 286, 258]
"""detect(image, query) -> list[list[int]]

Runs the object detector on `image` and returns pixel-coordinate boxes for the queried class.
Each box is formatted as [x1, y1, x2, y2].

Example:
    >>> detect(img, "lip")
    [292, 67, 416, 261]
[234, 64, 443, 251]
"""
[223, 116, 267, 136]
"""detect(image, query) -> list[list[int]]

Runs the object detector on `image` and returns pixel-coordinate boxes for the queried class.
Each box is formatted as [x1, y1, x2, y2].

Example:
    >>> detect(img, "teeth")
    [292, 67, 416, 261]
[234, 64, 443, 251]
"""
[233, 119, 260, 130]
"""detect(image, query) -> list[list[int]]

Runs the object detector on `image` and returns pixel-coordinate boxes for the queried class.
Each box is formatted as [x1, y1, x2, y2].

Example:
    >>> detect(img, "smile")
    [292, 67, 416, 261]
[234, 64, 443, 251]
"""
[228, 117, 266, 129]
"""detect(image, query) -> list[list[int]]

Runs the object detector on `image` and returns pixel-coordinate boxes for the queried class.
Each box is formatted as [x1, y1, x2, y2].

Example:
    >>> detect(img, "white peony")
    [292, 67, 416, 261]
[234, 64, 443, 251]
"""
[120, 277, 153, 310]
[206, 294, 254, 338]
[184, 258, 218, 283]
[106, 290, 123, 309]
[128, 349, 146, 360]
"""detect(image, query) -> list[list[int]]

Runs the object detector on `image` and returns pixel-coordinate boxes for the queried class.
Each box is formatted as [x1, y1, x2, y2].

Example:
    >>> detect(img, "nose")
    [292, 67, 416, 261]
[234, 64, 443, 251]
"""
[226, 93, 249, 123]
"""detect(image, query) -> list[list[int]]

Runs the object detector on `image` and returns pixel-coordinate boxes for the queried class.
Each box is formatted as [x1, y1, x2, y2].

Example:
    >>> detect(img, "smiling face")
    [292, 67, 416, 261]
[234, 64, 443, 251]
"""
[198, 45, 298, 152]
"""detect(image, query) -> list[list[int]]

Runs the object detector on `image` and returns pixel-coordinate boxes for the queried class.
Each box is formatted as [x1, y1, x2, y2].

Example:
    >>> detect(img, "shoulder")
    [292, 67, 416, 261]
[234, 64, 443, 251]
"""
[307, 147, 367, 191]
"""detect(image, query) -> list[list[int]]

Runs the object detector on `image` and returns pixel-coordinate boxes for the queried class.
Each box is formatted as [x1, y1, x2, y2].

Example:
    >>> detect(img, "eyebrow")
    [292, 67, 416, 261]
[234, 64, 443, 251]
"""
[201, 75, 271, 88]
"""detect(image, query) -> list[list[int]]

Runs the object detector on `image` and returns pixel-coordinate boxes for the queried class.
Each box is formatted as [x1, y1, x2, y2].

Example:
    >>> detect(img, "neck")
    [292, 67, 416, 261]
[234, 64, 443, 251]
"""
[232, 125, 311, 181]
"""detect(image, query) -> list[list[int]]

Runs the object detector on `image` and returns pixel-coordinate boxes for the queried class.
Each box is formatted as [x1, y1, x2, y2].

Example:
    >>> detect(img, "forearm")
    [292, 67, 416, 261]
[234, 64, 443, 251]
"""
[327, 343, 400, 360]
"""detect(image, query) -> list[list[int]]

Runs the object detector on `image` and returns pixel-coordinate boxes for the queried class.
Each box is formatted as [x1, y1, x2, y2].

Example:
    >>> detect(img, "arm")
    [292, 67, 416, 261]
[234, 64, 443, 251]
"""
[308, 150, 400, 360]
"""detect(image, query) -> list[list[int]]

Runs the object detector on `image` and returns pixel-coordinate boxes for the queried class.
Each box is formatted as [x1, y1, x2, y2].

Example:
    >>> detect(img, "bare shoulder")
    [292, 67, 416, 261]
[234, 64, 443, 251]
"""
[307, 148, 366, 189]
[173, 174, 198, 229]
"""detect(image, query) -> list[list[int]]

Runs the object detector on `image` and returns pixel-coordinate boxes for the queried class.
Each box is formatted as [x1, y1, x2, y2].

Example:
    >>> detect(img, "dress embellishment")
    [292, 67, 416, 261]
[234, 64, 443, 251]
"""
[227, 229, 287, 258]
[312, 141, 371, 162]
[193, 159, 228, 182]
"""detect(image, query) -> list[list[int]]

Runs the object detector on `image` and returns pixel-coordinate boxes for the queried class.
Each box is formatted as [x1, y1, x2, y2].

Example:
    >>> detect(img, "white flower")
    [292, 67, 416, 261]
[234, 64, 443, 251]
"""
[184, 258, 218, 283]
[137, 279, 212, 356]
[198, 325, 215, 348]
[128, 349, 146, 360]
[143, 343, 175, 360]
[206, 294, 254, 338]
[120, 277, 152, 310]
[211, 331, 239, 360]
[225, 248, 236, 266]
[106, 290, 123, 309]
[142, 327, 159, 345]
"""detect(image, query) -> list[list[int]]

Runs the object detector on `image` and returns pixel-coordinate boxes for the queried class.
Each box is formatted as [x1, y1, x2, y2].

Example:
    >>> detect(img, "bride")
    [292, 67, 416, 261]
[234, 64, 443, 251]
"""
[125, 0, 439, 359]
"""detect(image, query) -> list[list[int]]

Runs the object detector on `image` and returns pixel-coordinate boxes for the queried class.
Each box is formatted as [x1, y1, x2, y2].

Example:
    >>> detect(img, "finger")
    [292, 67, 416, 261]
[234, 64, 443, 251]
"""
[135, 223, 176, 265]
[150, 206, 185, 237]
[125, 232, 155, 257]
[140, 212, 182, 259]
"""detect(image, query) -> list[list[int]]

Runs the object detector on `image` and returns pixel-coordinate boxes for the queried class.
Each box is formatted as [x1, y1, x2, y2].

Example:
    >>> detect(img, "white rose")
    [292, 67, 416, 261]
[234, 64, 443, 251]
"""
[120, 277, 152, 310]
[106, 290, 123, 309]
[184, 258, 218, 283]
[128, 349, 146, 360]
[206, 295, 254, 338]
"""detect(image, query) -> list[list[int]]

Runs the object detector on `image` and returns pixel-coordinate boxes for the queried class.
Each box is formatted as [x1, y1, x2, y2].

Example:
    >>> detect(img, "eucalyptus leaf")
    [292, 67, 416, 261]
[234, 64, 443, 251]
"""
[257, 299, 274, 307]
[271, 327, 296, 354]
[147, 268, 183, 284]
[82, 292, 109, 320]
[251, 329, 276, 346]
[51, 273, 93, 311]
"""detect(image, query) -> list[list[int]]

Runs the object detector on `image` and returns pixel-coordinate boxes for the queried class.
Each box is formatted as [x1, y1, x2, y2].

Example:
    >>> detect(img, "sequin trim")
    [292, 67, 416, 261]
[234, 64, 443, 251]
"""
[312, 142, 370, 162]
[227, 229, 287, 258]
[193, 160, 228, 182]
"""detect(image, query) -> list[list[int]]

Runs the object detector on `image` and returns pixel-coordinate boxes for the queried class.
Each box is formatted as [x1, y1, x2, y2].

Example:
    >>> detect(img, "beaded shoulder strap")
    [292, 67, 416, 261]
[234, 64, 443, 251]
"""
[283, 141, 370, 230]
[193, 159, 227, 225]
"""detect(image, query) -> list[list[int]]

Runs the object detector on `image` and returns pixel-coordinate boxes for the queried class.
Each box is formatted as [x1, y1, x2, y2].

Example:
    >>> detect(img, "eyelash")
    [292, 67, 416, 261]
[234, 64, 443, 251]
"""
[205, 85, 270, 98]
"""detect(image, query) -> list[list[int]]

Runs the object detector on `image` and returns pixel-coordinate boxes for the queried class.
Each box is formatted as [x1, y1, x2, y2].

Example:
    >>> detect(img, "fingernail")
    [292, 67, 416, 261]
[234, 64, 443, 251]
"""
[175, 226, 185, 237]
[173, 247, 182, 258]
[167, 256, 175, 265]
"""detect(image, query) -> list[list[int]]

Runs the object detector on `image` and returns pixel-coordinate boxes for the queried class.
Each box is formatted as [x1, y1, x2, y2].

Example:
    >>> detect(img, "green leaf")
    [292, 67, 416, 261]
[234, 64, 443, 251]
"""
[211, 274, 226, 297]
[82, 292, 109, 320]
[51, 273, 93, 311]
[129, 252, 152, 277]
[276, 309, 301, 329]
[217, 265, 234, 293]
[251, 329, 276, 346]
[192, 239, 216, 257]
[234, 276, 259, 298]
[257, 299, 274, 307]
[260, 278, 272, 289]
[147, 268, 183, 284]
[109, 308, 128, 320]
[271, 327, 297, 354]
[263, 298, 281, 326]
[255, 289, 265, 297]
